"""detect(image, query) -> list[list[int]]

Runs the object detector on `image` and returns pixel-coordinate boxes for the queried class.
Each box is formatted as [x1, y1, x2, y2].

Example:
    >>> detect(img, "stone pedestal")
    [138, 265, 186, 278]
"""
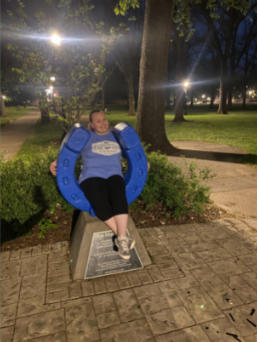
[70, 212, 152, 280]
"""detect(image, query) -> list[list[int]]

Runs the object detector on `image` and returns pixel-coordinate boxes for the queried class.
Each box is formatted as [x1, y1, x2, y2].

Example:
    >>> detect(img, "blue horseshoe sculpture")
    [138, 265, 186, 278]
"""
[56, 122, 148, 217]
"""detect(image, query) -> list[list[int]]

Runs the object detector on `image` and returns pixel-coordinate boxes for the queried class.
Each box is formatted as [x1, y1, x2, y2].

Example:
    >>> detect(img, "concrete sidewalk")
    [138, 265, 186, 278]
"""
[1, 219, 257, 342]
[168, 141, 257, 232]
[1, 110, 40, 160]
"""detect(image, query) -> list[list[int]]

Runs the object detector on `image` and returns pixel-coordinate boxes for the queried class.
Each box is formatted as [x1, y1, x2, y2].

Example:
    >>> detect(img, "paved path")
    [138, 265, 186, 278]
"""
[1, 110, 40, 160]
[168, 141, 257, 230]
[1, 218, 257, 342]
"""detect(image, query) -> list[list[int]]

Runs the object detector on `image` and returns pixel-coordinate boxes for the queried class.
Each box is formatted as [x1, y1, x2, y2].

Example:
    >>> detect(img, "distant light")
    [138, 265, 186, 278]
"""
[54, 94, 57, 97]
[2, 95, 6, 99]
[202, 94, 206, 98]
[51, 34, 60, 46]
[49, 86, 53, 90]
[50, 77, 56, 81]
[46, 89, 52, 94]
[207, 97, 211, 100]
[184, 81, 189, 88]
[249, 91, 253, 95]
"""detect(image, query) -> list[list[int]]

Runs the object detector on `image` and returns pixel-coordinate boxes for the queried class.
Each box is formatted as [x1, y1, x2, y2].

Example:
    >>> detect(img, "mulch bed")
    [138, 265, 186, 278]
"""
[1, 203, 232, 253]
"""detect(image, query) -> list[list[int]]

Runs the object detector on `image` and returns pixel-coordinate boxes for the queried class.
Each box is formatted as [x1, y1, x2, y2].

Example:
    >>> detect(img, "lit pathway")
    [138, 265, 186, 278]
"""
[168, 141, 257, 236]
[1, 110, 40, 160]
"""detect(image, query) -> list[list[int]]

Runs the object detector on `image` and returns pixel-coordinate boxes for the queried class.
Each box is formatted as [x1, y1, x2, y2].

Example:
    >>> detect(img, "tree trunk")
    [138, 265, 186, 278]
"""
[127, 74, 136, 116]
[210, 87, 215, 108]
[166, 88, 171, 109]
[101, 84, 106, 110]
[190, 91, 194, 107]
[41, 108, 50, 124]
[1, 93, 8, 117]
[136, 0, 176, 154]
[173, 35, 186, 122]
[217, 61, 228, 114]
[242, 85, 246, 107]
[227, 85, 233, 110]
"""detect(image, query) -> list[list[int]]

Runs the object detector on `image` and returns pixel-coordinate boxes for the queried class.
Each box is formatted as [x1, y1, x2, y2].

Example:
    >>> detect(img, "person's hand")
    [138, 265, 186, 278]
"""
[50, 160, 57, 176]
[147, 162, 150, 170]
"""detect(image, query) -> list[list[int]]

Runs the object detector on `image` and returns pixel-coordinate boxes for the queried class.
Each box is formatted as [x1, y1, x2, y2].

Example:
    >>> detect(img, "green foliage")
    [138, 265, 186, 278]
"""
[114, 0, 140, 15]
[132, 151, 214, 217]
[38, 218, 57, 238]
[0, 148, 80, 225]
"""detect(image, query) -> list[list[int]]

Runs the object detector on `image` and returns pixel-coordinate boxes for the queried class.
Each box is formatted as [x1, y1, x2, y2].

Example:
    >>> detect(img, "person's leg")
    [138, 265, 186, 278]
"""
[104, 217, 117, 235]
[114, 214, 128, 237]
[106, 175, 130, 239]
[80, 178, 117, 234]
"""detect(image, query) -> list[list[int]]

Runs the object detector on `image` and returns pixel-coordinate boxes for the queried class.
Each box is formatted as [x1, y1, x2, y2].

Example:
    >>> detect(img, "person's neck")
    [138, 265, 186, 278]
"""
[94, 130, 110, 136]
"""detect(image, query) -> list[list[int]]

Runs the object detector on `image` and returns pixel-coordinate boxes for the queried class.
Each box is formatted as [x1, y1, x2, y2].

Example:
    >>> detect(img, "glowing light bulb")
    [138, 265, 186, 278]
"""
[51, 34, 60, 46]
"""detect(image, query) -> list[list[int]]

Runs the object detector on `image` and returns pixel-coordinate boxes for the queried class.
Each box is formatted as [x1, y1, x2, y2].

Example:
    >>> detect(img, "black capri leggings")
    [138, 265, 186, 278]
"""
[80, 175, 128, 221]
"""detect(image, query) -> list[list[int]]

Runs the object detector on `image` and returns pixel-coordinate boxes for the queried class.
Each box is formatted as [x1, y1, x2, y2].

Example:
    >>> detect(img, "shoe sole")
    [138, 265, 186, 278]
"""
[119, 254, 130, 260]
[129, 240, 135, 250]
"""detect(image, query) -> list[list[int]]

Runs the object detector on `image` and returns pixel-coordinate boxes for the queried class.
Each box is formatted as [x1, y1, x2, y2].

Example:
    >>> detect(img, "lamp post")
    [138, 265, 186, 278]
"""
[183, 81, 189, 115]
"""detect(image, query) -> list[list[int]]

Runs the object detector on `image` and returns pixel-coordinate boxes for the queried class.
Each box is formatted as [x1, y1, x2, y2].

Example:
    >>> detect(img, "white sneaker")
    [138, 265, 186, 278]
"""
[114, 237, 135, 250]
[115, 238, 130, 259]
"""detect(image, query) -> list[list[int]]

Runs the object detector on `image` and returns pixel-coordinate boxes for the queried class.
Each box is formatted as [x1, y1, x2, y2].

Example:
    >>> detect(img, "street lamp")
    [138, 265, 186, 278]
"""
[51, 34, 61, 46]
[183, 81, 189, 115]
[50, 77, 56, 81]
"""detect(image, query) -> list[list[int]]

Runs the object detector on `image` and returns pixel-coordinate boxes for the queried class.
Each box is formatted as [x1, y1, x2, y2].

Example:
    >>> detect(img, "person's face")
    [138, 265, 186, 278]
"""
[91, 111, 109, 135]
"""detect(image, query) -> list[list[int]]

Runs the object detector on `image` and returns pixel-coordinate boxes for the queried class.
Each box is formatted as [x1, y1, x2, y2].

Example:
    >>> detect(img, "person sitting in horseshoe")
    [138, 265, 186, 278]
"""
[50, 109, 150, 260]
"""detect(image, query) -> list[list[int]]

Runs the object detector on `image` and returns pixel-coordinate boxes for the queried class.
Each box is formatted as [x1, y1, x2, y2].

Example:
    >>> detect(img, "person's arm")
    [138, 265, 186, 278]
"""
[147, 162, 150, 170]
[49, 160, 57, 176]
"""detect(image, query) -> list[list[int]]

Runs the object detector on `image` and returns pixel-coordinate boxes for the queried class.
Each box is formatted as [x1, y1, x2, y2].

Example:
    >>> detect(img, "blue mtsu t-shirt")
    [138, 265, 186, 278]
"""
[78, 131, 123, 183]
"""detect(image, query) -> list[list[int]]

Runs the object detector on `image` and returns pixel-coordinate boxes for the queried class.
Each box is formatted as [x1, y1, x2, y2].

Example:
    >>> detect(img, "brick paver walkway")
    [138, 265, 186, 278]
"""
[1, 218, 257, 342]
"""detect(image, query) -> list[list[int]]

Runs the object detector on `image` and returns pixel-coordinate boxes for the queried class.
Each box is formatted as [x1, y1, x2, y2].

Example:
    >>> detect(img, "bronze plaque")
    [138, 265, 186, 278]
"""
[84, 231, 143, 279]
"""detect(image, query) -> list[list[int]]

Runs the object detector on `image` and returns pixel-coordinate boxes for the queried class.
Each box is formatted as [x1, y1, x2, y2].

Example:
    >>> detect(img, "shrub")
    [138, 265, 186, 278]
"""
[1, 148, 213, 238]
[1, 148, 79, 224]
[134, 152, 214, 217]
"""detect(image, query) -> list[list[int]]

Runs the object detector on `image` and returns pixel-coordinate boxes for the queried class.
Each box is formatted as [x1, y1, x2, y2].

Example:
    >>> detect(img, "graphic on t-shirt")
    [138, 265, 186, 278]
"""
[92, 141, 121, 156]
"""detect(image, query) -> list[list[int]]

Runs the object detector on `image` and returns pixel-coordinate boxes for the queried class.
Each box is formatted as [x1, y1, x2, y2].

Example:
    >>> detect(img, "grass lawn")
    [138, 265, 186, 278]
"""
[104, 104, 257, 165]
[17, 104, 257, 165]
[17, 122, 63, 157]
[0, 106, 37, 126]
